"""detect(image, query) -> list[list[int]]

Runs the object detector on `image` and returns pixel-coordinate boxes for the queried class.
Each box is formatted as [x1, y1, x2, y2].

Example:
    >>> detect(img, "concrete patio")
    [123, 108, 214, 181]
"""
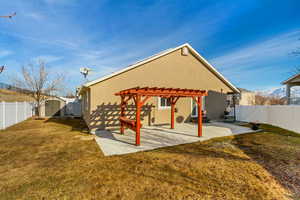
[94, 122, 253, 156]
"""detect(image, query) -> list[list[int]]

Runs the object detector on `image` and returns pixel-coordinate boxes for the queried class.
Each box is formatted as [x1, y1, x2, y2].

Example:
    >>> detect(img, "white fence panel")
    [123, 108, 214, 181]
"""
[5, 103, 16, 128]
[70, 100, 81, 117]
[235, 105, 300, 133]
[0, 102, 34, 130]
[0, 102, 4, 129]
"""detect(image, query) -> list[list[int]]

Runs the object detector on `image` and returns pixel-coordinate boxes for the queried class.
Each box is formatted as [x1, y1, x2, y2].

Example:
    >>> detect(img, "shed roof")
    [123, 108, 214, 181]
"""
[282, 73, 300, 85]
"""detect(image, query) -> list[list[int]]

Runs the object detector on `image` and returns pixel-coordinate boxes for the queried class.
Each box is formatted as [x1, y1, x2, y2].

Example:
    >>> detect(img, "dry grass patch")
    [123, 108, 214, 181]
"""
[0, 119, 299, 199]
[232, 124, 300, 199]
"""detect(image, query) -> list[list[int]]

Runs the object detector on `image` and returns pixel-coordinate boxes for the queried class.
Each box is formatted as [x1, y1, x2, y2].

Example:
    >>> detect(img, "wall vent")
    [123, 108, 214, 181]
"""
[181, 47, 189, 56]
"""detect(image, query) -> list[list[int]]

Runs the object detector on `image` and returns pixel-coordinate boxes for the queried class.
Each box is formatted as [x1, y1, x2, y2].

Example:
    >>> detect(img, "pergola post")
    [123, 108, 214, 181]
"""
[120, 96, 125, 134]
[135, 94, 141, 146]
[171, 97, 175, 129]
[197, 96, 202, 137]
[170, 97, 179, 129]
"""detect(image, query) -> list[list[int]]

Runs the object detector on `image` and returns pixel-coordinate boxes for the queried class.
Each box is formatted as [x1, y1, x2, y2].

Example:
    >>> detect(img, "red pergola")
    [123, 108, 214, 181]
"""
[115, 87, 208, 146]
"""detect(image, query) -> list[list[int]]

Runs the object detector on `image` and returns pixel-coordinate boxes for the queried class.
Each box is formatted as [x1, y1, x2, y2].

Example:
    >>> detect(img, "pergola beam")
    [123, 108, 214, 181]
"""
[115, 87, 207, 97]
[141, 96, 151, 106]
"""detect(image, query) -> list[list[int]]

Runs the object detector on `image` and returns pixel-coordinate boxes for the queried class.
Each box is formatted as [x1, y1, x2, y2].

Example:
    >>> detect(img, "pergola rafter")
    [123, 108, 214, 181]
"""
[115, 87, 208, 146]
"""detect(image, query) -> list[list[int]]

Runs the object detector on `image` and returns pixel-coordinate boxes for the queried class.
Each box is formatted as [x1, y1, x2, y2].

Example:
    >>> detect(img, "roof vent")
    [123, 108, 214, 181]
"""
[181, 46, 189, 56]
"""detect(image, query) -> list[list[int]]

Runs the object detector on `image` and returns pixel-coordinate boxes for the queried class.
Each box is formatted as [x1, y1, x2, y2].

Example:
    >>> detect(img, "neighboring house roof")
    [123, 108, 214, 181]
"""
[282, 73, 300, 85]
[46, 96, 66, 102]
[82, 43, 240, 93]
[60, 97, 76, 102]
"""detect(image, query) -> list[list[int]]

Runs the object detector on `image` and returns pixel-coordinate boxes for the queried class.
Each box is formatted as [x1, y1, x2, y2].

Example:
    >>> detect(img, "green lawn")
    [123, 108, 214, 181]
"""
[0, 119, 299, 200]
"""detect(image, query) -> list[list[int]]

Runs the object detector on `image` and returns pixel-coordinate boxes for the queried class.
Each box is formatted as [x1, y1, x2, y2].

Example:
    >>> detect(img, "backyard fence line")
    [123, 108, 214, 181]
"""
[234, 105, 300, 134]
[0, 101, 34, 130]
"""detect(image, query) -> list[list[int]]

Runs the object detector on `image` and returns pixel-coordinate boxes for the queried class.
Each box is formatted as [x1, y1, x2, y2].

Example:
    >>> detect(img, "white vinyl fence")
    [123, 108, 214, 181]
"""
[235, 105, 300, 133]
[65, 100, 81, 117]
[0, 102, 34, 130]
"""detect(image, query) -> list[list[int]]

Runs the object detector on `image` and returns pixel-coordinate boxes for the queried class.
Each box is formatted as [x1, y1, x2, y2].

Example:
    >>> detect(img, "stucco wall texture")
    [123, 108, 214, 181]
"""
[83, 48, 234, 131]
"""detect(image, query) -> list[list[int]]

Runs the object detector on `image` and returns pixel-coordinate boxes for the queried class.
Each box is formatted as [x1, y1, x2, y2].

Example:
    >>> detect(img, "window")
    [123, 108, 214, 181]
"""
[191, 97, 205, 117]
[158, 97, 171, 109]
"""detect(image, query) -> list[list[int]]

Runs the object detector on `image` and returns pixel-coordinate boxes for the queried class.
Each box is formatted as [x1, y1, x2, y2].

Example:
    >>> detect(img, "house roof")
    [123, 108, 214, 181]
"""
[82, 43, 240, 93]
[282, 73, 300, 85]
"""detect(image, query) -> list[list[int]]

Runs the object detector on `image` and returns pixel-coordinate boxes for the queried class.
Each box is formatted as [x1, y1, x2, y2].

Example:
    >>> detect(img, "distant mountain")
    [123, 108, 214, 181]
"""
[257, 86, 300, 98]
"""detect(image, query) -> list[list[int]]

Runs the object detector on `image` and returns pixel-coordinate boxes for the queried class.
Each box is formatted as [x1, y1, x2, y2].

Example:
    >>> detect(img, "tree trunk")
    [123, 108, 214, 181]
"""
[36, 97, 42, 117]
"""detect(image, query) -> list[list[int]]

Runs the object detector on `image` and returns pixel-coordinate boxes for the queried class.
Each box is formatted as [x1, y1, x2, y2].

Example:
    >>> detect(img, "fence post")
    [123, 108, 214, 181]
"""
[23, 102, 25, 120]
[31, 103, 34, 117]
[15, 102, 18, 123]
[1, 102, 5, 129]
[235, 105, 238, 121]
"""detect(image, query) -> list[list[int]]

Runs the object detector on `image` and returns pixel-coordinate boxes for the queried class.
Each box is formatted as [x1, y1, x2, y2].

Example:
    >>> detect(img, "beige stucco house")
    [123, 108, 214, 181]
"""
[79, 43, 240, 132]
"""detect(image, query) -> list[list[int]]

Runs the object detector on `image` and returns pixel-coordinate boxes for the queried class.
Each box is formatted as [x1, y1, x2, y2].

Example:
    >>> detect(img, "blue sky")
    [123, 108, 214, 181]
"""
[0, 0, 300, 93]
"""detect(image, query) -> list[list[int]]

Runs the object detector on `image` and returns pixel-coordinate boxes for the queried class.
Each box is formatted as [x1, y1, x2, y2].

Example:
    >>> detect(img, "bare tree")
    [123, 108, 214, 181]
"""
[290, 38, 300, 74]
[268, 96, 285, 105]
[255, 94, 269, 105]
[255, 94, 285, 105]
[291, 66, 300, 75]
[13, 61, 64, 117]
[63, 88, 76, 98]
